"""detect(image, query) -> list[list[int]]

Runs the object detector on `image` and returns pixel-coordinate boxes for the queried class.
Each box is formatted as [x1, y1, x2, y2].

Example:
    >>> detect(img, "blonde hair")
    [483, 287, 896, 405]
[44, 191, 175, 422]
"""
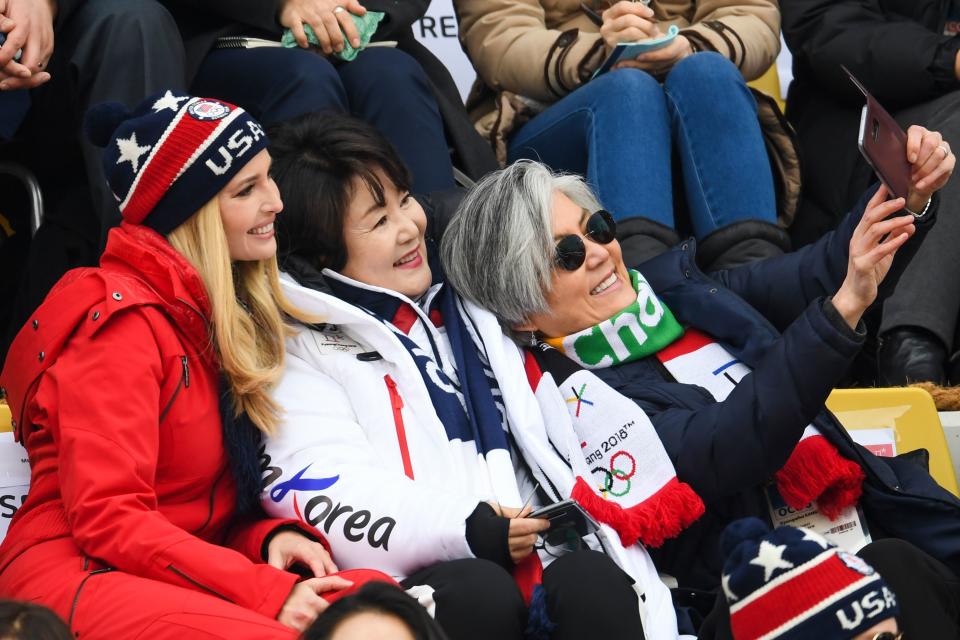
[167, 198, 315, 435]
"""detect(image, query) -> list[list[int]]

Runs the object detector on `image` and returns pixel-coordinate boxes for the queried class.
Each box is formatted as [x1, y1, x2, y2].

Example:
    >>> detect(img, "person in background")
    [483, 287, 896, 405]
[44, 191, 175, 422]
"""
[782, 0, 960, 387]
[304, 582, 450, 640]
[0, 93, 390, 638]
[0, 600, 71, 640]
[455, 0, 798, 271]
[0, 0, 186, 363]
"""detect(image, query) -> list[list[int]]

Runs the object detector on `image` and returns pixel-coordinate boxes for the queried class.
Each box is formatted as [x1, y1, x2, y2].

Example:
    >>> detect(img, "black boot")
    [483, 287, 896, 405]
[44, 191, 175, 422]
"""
[877, 327, 948, 386]
[949, 352, 960, 387]
[616, 216, 682, 269]
[697, 220, 791, 272]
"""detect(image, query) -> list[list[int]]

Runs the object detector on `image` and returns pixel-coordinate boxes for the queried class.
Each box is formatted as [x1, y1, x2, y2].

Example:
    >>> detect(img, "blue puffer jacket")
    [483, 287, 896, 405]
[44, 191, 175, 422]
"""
[595, 186, 960, 600]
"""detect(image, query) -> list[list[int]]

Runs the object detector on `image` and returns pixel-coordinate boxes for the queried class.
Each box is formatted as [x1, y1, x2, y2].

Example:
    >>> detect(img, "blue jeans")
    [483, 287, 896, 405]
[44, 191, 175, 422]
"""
[508, 52, 776, 239]
[192, 47, 455, 193]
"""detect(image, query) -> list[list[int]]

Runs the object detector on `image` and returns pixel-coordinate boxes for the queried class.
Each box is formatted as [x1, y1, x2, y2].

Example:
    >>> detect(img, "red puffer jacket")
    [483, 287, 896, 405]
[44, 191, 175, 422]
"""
[0, 223, 306, 619]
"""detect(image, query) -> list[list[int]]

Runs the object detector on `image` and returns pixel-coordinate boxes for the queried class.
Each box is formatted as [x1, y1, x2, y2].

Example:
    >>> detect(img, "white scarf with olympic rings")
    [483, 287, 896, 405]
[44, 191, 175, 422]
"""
[524, 343, 705, 549]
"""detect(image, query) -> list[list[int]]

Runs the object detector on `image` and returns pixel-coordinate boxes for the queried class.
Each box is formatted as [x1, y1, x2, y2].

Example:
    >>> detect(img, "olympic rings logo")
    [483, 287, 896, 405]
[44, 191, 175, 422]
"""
[591, 450, 637, 497]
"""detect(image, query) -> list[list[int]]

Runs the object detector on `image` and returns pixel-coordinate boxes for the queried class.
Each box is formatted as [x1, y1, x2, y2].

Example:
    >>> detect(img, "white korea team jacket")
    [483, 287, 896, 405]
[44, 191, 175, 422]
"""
[262, 273, 684, 640]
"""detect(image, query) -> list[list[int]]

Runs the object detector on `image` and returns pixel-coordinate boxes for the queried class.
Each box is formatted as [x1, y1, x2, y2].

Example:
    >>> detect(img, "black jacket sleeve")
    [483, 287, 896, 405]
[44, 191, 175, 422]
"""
[615, 298, 865, 504]
[781, 0, 960, 108]
[711, 184, 937, 333]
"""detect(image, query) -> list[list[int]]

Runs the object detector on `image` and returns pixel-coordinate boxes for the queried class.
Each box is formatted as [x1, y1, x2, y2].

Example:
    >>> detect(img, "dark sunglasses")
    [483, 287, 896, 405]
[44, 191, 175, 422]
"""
[554, 210, 617, 271]
[873, 633, 903, 640]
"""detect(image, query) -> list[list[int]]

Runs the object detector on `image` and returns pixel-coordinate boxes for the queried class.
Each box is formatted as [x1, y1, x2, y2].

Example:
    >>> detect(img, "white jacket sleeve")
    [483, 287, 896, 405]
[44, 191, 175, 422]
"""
[261, 354, 478, 579]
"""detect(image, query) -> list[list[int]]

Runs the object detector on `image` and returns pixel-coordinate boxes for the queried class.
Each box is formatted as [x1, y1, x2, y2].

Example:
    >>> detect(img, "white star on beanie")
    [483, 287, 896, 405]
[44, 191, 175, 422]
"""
[750, 540, 795, 582]
[152, 90, 189, 113]
[115, 132, 151, 173]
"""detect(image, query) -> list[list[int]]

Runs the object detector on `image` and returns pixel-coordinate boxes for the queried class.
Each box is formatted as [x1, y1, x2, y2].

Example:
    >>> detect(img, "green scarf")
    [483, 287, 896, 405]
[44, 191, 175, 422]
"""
[545, 270, 683, 369]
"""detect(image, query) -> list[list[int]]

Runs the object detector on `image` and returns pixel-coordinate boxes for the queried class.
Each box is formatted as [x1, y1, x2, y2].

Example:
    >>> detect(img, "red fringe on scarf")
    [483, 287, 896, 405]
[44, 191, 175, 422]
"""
[571, 476, 705, 548]
[774, 434, 865, 520]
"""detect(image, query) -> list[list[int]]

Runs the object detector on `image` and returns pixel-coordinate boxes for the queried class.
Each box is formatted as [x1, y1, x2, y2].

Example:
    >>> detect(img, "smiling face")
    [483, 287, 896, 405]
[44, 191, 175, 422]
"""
[340, 169, 432, 298]
[217, 149, 282, 262]
[519, 191, 636, 338]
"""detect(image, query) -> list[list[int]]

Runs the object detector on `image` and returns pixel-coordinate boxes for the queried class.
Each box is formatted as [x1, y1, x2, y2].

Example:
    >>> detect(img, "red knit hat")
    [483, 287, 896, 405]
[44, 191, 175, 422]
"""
[721, 518, 899, 640]
[85, 91, 269, 234]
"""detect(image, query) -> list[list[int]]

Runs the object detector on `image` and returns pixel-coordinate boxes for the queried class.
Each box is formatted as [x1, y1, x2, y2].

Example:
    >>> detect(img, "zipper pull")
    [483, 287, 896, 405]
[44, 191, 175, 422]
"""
[384, 375, 404, 410]
[181, 356, 190, 388]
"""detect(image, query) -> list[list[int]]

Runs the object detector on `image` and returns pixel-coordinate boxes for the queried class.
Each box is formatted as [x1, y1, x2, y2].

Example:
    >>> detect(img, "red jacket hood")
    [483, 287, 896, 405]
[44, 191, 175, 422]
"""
[101, 222, 213, 332]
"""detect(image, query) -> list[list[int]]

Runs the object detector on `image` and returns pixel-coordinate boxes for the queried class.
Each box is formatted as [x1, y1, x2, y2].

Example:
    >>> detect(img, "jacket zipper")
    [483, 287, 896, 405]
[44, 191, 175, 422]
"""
[68, 566, 113, 628]
[159, 356, 190, 424]
[384, 375, 415, 480]
[167, 564, 230, 601]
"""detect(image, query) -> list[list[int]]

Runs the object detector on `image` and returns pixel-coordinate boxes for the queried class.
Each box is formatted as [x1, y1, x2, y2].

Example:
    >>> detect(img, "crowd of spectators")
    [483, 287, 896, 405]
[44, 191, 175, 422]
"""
[0, 0, 959, 638]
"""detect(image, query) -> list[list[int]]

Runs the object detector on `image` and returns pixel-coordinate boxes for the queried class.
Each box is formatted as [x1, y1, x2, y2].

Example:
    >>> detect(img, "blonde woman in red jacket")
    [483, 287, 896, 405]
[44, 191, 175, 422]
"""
[0, 92, 390, 639]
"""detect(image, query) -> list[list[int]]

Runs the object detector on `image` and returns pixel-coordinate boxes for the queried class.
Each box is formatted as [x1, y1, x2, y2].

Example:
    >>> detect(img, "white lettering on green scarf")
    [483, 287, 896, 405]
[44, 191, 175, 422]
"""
[546, 270, 683, 369]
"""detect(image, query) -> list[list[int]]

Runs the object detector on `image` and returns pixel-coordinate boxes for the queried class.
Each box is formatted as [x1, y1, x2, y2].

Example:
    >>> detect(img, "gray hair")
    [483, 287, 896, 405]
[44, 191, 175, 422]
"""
[441, 160, 602, 329]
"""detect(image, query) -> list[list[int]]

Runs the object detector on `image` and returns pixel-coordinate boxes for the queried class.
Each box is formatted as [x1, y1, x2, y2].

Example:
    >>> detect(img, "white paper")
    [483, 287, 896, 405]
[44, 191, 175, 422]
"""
[0, 432, 31, 543]
[766, 484, 871, 552]
[0, 432, 29, 487]
[848, 428, 897, 458]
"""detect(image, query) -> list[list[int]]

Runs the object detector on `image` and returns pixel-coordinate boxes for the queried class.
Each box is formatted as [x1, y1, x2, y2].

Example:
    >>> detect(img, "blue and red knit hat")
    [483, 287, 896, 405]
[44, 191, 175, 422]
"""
[721, 518, 899, 640]
[85, 90, 269, 234]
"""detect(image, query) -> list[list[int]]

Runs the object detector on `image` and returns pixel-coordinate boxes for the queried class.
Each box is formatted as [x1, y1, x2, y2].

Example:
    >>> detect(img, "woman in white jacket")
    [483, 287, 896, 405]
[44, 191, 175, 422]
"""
[261, 112, 696, 640]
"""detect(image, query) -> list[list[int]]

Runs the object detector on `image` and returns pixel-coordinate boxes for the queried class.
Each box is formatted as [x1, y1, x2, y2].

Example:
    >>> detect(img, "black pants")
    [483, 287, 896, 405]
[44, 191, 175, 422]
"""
[881, 91, 960, 353]
[190, 46, 456, 195]
[400, 551, 644, 640]
[698, 538, 960, 639]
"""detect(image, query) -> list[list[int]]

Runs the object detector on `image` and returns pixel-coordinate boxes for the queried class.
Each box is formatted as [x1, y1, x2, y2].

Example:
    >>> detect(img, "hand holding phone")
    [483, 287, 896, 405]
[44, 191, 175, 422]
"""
[844, 66, 954, 210]
[529, 499, 600, 537]
[844, 66, 912, 201]
[496, 502, 549, 564]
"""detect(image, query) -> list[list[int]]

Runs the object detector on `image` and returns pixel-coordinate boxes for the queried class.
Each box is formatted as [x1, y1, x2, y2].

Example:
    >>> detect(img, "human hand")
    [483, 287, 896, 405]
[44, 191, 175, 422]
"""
[0, 0, 55, 91]
[495, 504, 550, 564]
[612, 34, 694, 75]
[267, 529, 339, 578]
[277, 575, 354, 631]
[832, 185, 916, 329]
[600, 1, 659, 52]
[279, 0, 366, 55]
[905, 125, 954, 212]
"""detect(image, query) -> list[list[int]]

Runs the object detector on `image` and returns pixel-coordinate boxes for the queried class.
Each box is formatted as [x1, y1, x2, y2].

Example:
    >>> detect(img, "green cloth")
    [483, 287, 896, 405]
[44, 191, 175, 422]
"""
[281, 11, 385, 61]
[545, 270, 684, 369]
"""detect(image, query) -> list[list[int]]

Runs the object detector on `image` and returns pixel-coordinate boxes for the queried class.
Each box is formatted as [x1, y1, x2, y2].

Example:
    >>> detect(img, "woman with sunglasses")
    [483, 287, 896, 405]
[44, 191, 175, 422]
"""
[259, 112, 669, 639]
[440, 141, 960, 639]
